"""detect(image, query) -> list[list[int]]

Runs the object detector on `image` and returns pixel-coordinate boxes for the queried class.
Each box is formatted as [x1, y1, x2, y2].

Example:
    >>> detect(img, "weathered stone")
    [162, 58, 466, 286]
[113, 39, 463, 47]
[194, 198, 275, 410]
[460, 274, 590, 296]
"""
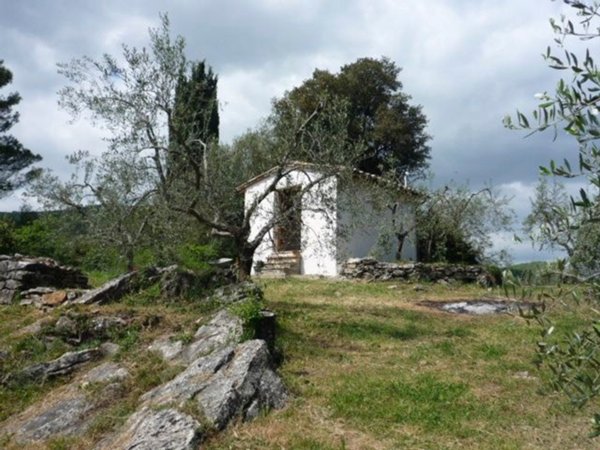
[100, 342, 120, 357]
[148, 336, 184, 361]
[140, 340, 287, 432]
[181, 310, 242, 363]
[101, 407, 203, 450]
[89, 315, 129, 335]
[2, 363, 129, 443]
[73, 272, 139, 305]
[5, 394, 93, 442]
[141, 346, 235, 406]
[41, 290, 68, 306]
[13, 317, 52, 336]
[342, 258, 492, 285]
[209, 281, 263, 304]
[54, 315, 78, 335]
[195, 340, 287, 430]
[159, 266, 199, 299]
[0, 255, 88, 305]
[14, 348, 101, 382]
[80, 362, 129, 385]
[0, 289, 15, 304]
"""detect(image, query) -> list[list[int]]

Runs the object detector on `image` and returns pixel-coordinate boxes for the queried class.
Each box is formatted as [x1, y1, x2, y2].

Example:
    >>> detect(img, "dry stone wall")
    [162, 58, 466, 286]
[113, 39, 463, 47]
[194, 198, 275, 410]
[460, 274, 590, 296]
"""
[0, 255, 89, 304]
[342, 258, 493, 285]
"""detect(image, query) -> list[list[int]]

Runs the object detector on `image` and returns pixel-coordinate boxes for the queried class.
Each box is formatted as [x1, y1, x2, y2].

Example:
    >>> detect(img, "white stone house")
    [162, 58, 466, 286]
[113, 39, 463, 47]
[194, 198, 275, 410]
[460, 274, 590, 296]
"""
[237, 162, 419, 277]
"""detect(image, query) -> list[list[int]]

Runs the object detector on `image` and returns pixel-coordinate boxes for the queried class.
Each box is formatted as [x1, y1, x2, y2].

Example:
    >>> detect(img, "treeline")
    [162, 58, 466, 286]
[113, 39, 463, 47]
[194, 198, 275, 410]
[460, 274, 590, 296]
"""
[0, 210, 231, 273]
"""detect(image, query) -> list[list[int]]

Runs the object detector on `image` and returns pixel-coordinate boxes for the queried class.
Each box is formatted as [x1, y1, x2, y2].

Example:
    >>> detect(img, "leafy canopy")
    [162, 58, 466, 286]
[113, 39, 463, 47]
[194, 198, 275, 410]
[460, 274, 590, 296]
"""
[275, 57, 430, 179]
[0, 61, 41, 197]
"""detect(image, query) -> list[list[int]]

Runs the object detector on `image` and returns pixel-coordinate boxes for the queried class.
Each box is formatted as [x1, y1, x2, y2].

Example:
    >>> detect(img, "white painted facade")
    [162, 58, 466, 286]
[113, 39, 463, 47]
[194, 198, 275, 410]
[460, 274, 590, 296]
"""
[242, 166, 417, 277]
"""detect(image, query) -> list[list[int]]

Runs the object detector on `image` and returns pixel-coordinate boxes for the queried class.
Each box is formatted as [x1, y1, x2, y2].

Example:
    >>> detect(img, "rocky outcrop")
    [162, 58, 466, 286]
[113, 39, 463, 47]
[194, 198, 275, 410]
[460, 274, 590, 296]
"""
[1, 362, 130, 443]
[72, 272, 140, 305]
[208, 281, 263, 304]
[104, 407, 202, 450]
[8, 348, 101, 384]
[1, 281, 286, 449]
[342, 258, 493, 285]
[0, 255, 88, 304]
[104, 308, 287, 449]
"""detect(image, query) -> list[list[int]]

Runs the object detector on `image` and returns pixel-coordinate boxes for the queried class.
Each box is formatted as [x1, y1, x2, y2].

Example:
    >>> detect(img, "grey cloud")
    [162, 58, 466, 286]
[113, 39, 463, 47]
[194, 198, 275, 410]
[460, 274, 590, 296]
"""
[0, 0, 587, 262]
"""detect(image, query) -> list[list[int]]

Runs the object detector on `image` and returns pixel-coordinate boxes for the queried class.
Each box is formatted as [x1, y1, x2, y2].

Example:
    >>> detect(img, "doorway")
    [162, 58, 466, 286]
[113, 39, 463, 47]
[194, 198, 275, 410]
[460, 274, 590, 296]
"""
[275, 187, 302, 252]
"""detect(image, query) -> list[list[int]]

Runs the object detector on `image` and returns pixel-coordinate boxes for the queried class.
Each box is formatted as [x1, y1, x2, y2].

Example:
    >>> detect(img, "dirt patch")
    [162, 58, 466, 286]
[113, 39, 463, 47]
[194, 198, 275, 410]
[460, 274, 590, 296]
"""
[419, 299, 534, 315]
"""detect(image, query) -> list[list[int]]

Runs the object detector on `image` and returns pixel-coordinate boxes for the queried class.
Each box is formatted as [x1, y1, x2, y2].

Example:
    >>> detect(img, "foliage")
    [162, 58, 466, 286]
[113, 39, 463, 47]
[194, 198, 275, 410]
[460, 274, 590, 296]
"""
[170, 60, 219, 176]
[505, 0, 600, 434]
[228, 293, 265, 341]
[275, 57, 430, 179]
[50, 13, 376, 279]
[30, 150, 159, 271]
[523, 177, 579, 257]
[0, 61, 42, 197]
[416, 183, 514, 264]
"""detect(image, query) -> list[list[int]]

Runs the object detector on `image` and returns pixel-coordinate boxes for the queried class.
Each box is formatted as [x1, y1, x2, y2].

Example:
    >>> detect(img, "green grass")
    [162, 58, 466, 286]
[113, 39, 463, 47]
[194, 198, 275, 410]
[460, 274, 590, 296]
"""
[204, 278, 598, 450]
[0, 276, 598, 449]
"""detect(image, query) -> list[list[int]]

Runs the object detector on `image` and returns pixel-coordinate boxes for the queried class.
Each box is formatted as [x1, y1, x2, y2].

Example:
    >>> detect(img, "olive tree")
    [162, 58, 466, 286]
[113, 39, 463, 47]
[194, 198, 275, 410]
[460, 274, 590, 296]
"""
[505, 0, 600, 435]
[46, 14, 369, 279]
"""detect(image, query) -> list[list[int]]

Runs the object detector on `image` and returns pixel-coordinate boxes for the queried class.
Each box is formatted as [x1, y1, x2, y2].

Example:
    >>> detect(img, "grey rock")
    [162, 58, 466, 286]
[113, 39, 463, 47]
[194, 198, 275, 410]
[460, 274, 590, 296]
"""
[73, 272, 139, 305]
[2, 363, 129, 443]
[148, 336, 184, 361]
[102, 407, 202, 450]
[342, 258, 492, 285]
[196, 340, 287, 430]
[0, 289, 15, 304]
[14, 318, 52, 336]
[209, 281, 262, 305]
[81, 362, 130, 385]
[15, 348, 101, 382]
[54, 315, 78, 335]
[7, 394, 92, 442]
[159, 266, 199, 299]
[182, 310, 242, 362]
[100, 342, 121, 357]
[89, 315, 128, 335]
[141, 346, 234, 406]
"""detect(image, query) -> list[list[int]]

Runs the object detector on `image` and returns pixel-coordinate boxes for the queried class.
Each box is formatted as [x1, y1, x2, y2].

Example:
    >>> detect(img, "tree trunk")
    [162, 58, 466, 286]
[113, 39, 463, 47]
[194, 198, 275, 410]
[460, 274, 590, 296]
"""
[236, 246, 254, 281]
[126, 247, 135, 272]
[395, 231, 407, 260]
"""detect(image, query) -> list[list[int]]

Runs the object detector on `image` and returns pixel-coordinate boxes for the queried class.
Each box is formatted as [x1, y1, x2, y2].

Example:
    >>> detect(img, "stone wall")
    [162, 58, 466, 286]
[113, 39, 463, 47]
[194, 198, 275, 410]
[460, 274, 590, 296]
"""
[342, 258, 493, 285]
[0, 255, 89, 304]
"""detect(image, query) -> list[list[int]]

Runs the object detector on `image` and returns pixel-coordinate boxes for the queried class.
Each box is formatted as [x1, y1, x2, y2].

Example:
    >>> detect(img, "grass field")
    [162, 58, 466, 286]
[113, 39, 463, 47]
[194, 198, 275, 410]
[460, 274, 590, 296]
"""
[205, 278, 597, 450]
[0, 277, 597, 449]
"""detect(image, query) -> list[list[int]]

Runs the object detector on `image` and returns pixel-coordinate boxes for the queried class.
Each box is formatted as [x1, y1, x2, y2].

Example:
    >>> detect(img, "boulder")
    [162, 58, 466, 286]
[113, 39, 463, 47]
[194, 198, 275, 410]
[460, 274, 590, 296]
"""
[195, 340, 287, 430]
[72, 272, 139, 305]
[11, 348, 101, 383]
[139, 340, 287, 431]
[1, 362, 129, 443]
[101, 407, 203, 450]
[209, 281, 263, 305]
[149, 309, 242, 364]
[159, 266, 200, 299]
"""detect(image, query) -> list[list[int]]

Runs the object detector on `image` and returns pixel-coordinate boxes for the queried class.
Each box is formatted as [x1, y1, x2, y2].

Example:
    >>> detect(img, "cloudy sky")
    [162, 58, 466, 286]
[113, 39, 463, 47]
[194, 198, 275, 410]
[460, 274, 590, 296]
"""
[0, 0, 586, 262]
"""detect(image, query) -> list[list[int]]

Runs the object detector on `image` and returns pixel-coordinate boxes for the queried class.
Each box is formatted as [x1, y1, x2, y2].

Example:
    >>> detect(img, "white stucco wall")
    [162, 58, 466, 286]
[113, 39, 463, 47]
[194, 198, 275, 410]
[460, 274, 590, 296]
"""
[244, 168, 417, 277]
[244, 169, 338, 276]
